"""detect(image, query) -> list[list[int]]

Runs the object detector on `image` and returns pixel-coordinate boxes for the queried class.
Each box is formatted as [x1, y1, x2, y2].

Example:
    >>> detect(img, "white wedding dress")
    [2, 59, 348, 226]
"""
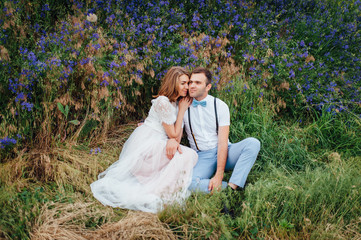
[90, 96, 198, 213]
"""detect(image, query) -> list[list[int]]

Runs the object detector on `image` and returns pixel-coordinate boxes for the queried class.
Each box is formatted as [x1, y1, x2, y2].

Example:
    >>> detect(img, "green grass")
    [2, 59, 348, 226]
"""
[1, 112, 360, 239]
[158, 156, 361, 239]
[1, 79, 360, 239]
[241, 158, 361, 238]
[0, 184, 56, 239]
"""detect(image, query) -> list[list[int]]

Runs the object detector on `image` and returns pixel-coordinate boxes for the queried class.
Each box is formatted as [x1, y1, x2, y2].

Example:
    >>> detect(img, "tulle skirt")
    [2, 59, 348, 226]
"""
[90, 124, 198, 213]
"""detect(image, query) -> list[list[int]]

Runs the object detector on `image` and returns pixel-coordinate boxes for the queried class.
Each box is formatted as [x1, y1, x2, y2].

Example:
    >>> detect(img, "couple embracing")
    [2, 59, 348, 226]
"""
[90, 66, 260, 213]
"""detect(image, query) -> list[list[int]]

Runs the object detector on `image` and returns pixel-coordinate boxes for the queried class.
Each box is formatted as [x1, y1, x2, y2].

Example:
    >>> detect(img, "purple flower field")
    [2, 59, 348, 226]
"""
[0, 0, 360, 151]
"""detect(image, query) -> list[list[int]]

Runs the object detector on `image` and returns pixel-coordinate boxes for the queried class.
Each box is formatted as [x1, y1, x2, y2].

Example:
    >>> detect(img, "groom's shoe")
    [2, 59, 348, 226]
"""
[220, 186, 239, 219]
[220, 185, 248, 218]
[229, 182, 247, 192]
[220, 202, 235, 218]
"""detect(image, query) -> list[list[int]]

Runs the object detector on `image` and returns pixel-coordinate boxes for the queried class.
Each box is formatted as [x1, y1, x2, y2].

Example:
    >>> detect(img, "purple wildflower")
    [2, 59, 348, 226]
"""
[289, 69, 295, 78]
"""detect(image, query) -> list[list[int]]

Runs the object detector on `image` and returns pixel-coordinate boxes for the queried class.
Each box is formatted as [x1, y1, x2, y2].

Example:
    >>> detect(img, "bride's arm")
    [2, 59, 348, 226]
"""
[162, 98, 191, 139]
[175, 128, 183, 142]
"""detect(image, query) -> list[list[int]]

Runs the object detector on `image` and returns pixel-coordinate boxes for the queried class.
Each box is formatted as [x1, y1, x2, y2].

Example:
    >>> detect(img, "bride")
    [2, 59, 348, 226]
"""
[91, 66, 198, 213]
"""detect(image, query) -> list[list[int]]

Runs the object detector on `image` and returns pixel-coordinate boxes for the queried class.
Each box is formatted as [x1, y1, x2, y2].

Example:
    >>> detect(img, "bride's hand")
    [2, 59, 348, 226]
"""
[178, 97, 192, 111]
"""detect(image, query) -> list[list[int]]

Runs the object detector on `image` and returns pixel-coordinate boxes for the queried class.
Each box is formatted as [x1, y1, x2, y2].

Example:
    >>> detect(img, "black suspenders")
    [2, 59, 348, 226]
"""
[214, 97, 218, 135]
[188, 97, 218, 151]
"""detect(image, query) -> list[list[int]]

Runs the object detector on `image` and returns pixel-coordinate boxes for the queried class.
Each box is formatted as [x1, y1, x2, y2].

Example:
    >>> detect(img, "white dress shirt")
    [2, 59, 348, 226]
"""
[183, 95, 230, 151]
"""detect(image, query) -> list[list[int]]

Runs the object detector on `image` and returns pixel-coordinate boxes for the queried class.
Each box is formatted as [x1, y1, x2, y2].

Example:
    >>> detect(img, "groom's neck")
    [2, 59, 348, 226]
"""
[195, 94, 208, 101]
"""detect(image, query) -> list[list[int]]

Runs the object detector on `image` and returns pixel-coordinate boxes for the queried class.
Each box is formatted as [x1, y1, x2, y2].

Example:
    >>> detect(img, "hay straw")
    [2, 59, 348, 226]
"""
[31, 201, 177, 240]
[31, 202, 95, 240]
[0, 123, 137, 193]
[89, 211, 177, 240]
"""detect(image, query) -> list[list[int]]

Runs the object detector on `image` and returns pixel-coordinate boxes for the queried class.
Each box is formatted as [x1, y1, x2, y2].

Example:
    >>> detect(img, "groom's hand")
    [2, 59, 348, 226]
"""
[166, 138, 182, 160]
[208, 173, 223, 192]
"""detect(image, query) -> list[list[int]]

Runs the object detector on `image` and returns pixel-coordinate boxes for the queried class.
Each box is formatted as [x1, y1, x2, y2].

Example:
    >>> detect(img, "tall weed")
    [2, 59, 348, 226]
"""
[238, 157, 361, 239]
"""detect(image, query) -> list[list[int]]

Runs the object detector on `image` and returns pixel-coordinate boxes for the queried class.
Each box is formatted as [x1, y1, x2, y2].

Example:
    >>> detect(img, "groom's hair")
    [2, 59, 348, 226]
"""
[191, 67, 212, 85]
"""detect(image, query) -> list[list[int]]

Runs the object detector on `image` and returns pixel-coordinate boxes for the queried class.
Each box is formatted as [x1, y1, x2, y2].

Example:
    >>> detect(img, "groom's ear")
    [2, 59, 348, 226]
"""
[206, 83, 212, 92]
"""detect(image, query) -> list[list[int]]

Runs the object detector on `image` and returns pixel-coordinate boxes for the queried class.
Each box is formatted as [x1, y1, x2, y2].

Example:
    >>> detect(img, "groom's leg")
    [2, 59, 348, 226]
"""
[189, 147, 228, 192]
[225, 137, 260, 188]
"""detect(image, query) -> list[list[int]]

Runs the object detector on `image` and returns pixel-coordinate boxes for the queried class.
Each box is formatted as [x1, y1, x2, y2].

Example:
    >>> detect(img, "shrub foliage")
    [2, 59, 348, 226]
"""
[0, 0, 360, 154]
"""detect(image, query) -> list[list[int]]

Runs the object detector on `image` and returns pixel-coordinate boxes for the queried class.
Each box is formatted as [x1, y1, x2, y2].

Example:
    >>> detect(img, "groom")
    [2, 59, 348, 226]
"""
[166, 67, 260, 193]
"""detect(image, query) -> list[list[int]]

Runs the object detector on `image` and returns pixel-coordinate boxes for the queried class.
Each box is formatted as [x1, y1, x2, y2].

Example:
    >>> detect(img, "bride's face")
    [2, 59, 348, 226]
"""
[177, 74, 189, 98]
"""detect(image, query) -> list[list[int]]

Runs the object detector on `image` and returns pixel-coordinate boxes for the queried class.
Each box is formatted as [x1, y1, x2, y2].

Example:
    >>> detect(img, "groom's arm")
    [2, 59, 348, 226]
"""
[208, 125, 229, 191]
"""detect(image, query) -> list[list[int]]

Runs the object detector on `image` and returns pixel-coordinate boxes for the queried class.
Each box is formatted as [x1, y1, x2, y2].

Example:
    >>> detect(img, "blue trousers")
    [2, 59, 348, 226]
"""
[189, 137, 260, 193]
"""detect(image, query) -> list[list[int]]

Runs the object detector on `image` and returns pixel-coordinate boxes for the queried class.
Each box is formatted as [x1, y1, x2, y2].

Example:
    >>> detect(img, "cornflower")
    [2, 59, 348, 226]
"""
[42, 4, 50, 11]
[289, 69, 295, 78]
[21, 102, 34, 111]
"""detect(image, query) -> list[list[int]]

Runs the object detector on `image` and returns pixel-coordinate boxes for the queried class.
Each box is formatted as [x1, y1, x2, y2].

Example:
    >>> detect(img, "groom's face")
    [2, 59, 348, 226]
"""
[189, 73, 211, 100]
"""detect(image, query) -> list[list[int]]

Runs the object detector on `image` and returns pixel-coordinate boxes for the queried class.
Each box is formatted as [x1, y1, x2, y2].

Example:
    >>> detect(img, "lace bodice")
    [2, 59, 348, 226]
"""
[143, 96, 177, 136]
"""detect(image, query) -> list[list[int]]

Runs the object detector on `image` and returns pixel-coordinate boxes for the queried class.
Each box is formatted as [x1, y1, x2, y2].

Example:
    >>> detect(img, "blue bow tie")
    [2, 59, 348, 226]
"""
[192, 99, 207, 107]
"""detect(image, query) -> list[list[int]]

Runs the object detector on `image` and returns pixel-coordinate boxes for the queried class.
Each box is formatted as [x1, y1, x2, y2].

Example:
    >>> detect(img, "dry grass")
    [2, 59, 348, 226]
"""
[0, 123, 137, 193]
[22, 122, 180, 240]
[31, 202, 95, 240]
[31, 201, 177, 240]
[92, 211, 177, 240]
[2, 122, 182, 240]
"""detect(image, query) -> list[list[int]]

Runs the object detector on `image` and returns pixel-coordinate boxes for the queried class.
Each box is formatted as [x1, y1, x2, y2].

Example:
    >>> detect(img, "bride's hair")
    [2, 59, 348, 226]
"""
[155, 66, 190, 102]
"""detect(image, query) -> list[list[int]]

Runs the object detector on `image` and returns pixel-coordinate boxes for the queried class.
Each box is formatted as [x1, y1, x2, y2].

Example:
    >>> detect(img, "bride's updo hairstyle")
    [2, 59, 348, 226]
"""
[155, 66, 190, 102]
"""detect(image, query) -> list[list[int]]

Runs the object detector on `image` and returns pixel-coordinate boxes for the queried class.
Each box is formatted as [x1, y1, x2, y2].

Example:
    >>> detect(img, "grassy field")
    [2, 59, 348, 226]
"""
[0, 0, 360, 239]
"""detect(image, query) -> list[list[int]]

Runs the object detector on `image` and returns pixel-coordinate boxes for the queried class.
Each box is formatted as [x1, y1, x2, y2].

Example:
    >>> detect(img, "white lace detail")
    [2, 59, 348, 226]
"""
[153, 96, 176, 125]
